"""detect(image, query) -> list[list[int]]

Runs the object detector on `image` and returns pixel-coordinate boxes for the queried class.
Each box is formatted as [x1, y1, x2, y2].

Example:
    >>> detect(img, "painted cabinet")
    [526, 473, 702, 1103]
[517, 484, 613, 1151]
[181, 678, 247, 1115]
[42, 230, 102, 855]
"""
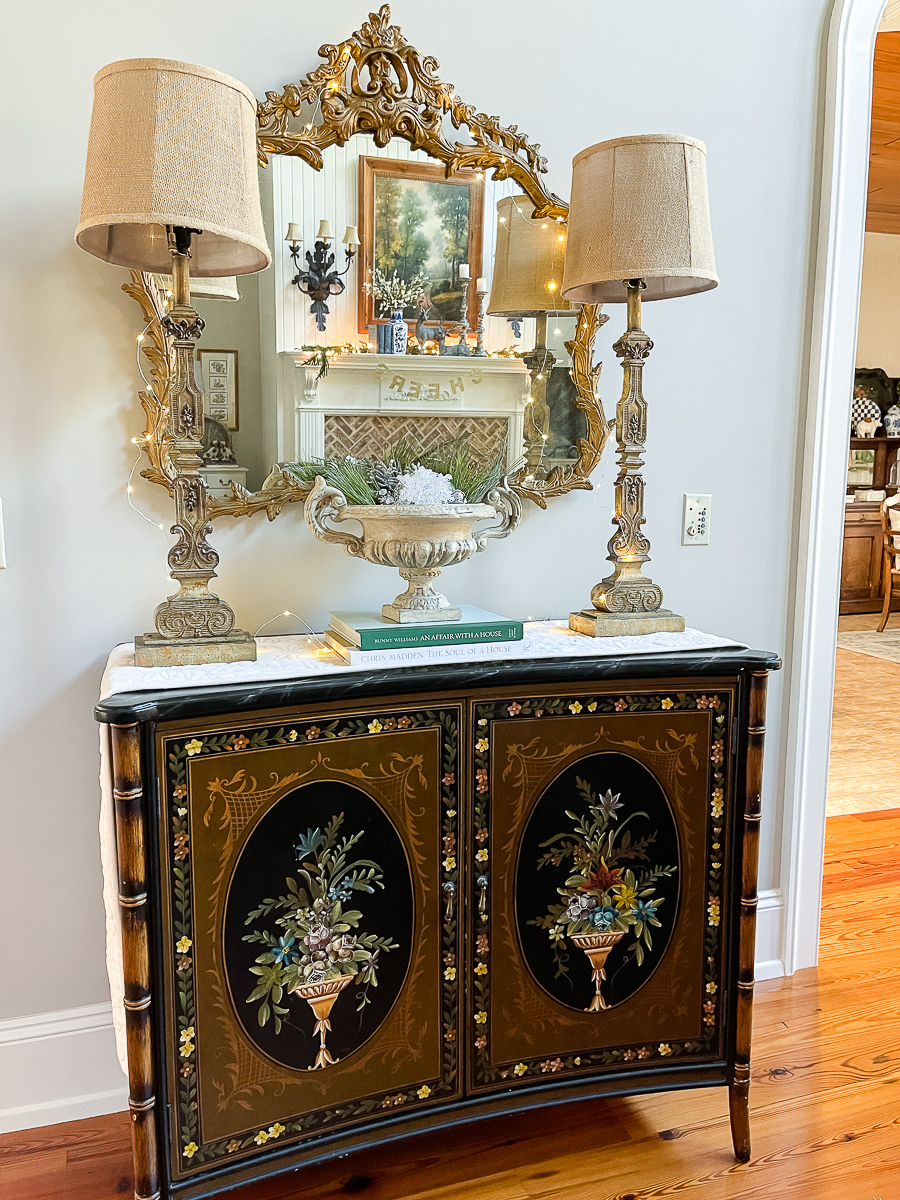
[97, 647, 778, 1200]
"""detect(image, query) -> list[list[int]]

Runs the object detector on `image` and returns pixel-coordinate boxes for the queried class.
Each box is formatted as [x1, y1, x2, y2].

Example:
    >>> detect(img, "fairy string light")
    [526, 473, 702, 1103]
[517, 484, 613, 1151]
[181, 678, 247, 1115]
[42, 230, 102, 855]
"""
[253, 610, 330, 654]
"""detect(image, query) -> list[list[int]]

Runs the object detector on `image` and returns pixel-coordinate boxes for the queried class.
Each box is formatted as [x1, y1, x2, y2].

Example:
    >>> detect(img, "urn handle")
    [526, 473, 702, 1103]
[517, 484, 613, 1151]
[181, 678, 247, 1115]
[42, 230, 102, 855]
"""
[303, 476, 365, 558]
[474, 481, 523, 551]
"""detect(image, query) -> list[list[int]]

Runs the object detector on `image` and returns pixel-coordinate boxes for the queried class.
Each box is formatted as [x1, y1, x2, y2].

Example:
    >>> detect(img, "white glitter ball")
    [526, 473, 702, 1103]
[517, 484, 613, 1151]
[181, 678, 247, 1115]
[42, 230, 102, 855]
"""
[396, 466, 460, 505]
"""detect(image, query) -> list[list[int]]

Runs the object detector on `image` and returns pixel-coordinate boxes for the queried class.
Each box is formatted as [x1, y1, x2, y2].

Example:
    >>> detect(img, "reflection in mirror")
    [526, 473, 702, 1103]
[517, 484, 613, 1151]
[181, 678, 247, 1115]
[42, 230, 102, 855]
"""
[263, 141, 583, 483]
[190, 277, 267, 494]
[125, 4, 613, 519]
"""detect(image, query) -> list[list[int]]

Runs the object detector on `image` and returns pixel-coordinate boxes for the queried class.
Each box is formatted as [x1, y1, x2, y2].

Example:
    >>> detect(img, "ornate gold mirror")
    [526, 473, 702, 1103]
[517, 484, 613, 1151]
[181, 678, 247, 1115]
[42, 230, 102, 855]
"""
[126, 5, 611, 519]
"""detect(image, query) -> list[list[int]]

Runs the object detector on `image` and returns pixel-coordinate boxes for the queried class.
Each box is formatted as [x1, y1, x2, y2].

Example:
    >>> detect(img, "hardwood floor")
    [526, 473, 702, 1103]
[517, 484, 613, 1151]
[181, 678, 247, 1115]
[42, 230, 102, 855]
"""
[829, 613, 900, 814]
[4, 812, 900, 1199]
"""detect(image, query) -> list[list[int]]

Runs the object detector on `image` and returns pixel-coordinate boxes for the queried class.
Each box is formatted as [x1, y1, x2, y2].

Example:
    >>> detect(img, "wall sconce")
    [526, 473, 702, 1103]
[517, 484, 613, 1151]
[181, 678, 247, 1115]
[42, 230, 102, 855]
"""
[286, 221, 360, 332]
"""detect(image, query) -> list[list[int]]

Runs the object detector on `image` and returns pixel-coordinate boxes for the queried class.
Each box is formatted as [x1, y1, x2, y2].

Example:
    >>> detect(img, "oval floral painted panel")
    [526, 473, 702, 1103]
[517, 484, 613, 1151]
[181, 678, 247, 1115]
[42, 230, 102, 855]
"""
[224, 781, 414, 1071]
[516, 752, 680, 1012]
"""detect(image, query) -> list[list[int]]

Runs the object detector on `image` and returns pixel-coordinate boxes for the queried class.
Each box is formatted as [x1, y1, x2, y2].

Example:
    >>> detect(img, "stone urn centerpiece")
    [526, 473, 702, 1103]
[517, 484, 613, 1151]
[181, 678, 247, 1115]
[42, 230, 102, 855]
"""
[304, 474, 521, 622]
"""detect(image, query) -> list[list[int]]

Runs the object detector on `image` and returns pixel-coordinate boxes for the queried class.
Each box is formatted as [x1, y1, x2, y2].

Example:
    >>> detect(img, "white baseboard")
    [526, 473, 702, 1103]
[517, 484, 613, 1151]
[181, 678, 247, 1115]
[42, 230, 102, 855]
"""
[0, 1002, 127, 1134]
[0, 899, 788, 1135]
[754, 887, 786, 980]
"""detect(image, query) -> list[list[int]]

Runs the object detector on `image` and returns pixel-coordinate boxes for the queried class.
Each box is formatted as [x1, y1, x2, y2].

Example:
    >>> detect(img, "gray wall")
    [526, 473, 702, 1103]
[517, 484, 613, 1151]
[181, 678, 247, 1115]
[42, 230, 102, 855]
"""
[0, 0, 828, 1029]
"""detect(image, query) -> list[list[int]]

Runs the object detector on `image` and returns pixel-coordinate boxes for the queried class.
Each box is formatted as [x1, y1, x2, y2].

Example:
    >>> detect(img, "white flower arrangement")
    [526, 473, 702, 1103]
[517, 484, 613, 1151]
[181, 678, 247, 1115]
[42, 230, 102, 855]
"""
[364, 268, 431, 314]
[394, 466, 466, 506]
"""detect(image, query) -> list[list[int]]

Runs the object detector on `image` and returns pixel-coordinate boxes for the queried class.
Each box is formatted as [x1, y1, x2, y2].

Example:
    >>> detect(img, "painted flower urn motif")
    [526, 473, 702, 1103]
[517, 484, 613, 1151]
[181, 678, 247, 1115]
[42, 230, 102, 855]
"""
[568, 930, 625, 1011]
[304, 476, 522, 622]
[289, 973, 353, 1069]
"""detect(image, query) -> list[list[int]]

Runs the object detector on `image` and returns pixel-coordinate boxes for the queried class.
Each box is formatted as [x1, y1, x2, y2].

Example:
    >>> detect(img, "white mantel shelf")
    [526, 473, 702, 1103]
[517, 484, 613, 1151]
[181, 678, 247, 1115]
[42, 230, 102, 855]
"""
[284, 352, 530, 464]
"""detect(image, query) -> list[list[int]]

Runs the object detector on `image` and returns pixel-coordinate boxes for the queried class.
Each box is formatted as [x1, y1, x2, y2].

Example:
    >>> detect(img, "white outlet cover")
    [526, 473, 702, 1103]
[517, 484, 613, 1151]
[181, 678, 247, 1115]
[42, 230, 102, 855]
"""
[682, 493, 711, 545]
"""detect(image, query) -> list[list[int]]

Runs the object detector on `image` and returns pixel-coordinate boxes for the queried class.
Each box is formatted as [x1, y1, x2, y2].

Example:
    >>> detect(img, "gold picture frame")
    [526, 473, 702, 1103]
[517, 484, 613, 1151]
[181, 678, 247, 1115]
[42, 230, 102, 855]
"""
[358, 156, 484, 334]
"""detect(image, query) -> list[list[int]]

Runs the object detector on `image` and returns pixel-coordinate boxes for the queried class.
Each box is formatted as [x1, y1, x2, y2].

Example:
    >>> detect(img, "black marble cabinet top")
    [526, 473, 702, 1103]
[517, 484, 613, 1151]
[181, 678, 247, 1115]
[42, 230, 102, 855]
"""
[95, 647, 781, 726]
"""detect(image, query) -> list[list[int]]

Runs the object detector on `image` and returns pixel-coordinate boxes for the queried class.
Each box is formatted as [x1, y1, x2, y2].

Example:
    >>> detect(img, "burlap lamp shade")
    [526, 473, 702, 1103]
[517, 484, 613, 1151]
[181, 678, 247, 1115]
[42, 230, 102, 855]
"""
[488, 195, 572, 317]
[561, 134, 717, 304]
[76, 58, 271, 276]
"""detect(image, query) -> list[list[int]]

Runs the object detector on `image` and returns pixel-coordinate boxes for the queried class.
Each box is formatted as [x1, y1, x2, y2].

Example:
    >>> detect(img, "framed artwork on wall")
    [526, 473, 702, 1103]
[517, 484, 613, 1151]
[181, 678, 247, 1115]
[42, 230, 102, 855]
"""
[358, 156, 484, 335]
[199, 349, 239, 430]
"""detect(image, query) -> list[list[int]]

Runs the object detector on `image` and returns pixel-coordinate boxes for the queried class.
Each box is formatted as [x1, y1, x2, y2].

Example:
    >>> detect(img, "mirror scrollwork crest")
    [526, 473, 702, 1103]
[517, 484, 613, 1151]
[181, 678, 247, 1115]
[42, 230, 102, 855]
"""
[126, 5, 611, 519]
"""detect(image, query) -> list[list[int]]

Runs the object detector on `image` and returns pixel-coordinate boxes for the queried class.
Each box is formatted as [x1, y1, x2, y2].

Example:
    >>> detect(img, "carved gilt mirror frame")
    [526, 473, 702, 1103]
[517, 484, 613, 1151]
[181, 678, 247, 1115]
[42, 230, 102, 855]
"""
[126, 5, 612, 518]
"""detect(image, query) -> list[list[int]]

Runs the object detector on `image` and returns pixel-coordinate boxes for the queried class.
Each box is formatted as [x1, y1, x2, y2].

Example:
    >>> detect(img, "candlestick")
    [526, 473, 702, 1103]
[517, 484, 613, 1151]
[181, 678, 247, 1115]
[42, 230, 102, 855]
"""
[473, 288, 487, 357]
[457, 277, 472, 356]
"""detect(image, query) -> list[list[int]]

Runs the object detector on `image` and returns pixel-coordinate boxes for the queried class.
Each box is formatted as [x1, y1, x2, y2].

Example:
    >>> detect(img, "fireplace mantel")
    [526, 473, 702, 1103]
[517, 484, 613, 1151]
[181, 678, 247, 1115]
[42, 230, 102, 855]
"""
[283, 353, 531, 466]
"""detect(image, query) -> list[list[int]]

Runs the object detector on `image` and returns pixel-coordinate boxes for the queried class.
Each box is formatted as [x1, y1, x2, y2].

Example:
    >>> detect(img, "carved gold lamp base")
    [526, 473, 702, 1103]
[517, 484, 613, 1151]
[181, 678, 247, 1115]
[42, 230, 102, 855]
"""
[134, 631, 257, 667]
[569, 609, 685, 638]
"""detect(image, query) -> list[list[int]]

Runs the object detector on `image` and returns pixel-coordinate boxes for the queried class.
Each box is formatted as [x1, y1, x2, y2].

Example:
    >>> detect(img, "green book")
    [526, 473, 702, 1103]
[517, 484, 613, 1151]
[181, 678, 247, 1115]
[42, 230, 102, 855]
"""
[329, 606, 523, 651]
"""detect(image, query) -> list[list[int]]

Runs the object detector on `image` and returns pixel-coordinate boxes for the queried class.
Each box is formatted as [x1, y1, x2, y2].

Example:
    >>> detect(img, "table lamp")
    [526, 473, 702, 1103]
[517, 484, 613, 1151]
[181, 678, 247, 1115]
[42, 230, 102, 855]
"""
[561, 134, 718, 636]
[488, 195, 572, 470]
[76, 58, 271, 665]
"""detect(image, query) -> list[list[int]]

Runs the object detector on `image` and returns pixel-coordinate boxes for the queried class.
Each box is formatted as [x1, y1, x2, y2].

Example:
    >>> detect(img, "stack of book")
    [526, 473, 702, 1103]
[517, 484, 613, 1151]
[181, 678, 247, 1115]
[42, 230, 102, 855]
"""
[325, 606, 524, 667]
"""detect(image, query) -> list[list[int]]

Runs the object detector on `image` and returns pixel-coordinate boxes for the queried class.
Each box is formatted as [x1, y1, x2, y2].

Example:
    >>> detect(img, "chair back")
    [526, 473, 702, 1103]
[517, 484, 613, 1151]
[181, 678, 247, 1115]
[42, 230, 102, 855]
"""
[882, 494, 900, 569]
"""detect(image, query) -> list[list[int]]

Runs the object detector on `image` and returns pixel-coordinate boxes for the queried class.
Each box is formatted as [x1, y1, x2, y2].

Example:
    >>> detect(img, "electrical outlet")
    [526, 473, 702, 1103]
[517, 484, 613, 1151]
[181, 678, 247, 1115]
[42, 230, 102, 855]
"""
[682, 493, 711, 545]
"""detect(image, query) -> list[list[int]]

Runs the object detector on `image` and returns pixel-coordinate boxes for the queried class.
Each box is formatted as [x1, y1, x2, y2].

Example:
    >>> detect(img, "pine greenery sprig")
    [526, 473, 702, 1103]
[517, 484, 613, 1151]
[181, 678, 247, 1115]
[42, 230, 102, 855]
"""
[281, 435, 508, 505]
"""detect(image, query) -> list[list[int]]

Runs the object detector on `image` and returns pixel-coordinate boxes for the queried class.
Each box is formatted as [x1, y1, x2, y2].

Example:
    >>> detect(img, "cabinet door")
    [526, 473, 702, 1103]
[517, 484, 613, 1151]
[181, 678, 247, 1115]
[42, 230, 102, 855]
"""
[155, 700, 462, 1186]
[840, 513, 883, 612]
[467, 681, 735, 1094]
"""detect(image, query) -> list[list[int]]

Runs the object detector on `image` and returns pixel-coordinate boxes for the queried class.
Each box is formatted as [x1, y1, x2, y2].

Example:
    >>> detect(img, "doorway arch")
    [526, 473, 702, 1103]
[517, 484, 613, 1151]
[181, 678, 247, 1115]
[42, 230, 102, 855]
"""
[782, 0, 886, 974]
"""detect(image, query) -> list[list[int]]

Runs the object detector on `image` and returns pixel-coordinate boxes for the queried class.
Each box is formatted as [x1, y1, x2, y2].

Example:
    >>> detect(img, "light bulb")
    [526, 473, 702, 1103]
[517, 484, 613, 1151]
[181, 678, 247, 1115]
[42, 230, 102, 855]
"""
[546, 281, 558, 291]
[127, 486, 134, 494]
[283, 610, 291, 617]
[557, 235, 565, 242]
[137, 334, 144, 342]
[499, 216, 506, 223]
[158, 523, 165, 530]
[554, 328, 561, 336]
[540, 224, 547, 229]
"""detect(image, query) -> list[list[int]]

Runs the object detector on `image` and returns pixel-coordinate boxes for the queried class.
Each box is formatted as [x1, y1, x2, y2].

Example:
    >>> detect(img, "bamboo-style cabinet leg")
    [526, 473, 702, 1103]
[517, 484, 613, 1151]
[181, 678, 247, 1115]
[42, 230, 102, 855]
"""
[110, 723, 161, 1200]
[729, 670, 768, 1162]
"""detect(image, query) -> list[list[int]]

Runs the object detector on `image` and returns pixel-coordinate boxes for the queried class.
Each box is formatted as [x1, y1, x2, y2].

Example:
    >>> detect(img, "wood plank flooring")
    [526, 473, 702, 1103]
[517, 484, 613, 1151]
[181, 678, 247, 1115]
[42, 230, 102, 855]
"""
[829, 613, 900, 814]
[3, 812, 899, 1199]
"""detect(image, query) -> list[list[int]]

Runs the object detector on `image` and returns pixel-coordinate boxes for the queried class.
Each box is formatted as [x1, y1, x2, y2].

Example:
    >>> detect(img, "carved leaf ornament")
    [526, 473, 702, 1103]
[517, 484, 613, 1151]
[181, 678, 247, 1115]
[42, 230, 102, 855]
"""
[126, 5, 612, 519]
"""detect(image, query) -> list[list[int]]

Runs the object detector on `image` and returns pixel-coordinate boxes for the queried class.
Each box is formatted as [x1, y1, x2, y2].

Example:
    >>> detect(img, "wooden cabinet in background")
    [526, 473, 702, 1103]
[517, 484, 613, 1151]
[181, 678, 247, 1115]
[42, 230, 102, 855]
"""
[840, 502, 885, 613]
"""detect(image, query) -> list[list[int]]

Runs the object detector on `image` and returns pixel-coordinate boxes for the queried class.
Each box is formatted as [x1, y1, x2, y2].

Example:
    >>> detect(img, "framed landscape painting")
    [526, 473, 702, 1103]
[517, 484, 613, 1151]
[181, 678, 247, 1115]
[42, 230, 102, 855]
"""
[358, 156, 484, 334]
